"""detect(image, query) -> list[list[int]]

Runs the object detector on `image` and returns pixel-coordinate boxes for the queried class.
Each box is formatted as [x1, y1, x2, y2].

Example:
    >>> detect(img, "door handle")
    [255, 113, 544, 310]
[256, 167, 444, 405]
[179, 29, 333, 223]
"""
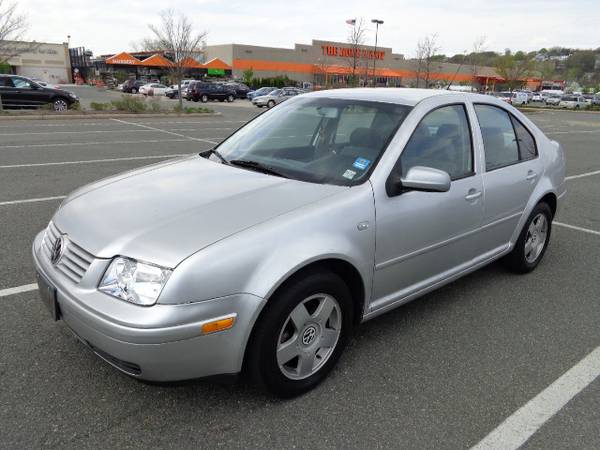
[526, 170, 537, 181]
[465, 189, 482, 201]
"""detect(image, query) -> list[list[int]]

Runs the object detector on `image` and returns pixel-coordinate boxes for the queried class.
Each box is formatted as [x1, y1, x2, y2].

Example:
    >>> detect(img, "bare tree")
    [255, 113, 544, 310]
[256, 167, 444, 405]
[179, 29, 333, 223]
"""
[469, 35, 487, 89]
[345, 18, 367, 87]
[0, 0, 35, 64]
[415, 33, 440, 88]
[130, 37, 161, 53]
[495, 54, 534, 92]
[148, 10, 207, 110]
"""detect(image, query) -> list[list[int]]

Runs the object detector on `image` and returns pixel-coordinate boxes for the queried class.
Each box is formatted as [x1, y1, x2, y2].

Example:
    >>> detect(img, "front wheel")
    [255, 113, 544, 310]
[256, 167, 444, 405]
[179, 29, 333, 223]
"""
[227, 94, 234, 102]
[267, 100, 275, 108]
[52, 98, 69, 112]
[200, 94, 208, 103]
[503, 202, 552, 273]
[131, 88, 138, 94]
[247, 271, 354, 397]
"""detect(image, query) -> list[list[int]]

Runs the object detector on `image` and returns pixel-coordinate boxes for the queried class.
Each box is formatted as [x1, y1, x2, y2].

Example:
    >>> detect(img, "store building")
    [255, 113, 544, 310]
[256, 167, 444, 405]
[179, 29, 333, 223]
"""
[206, 39, 541, 90]
[0, 41, 72, 83]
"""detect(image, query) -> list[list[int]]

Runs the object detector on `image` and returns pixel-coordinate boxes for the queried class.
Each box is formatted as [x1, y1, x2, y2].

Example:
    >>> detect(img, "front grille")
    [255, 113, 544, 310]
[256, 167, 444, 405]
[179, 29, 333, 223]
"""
[42, 221, 94, 283]
[87, 342, 142, 376]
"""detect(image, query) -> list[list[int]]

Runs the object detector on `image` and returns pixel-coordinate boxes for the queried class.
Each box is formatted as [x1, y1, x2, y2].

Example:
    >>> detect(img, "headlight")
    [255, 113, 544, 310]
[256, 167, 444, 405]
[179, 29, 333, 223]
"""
[98, 257, 172, 306]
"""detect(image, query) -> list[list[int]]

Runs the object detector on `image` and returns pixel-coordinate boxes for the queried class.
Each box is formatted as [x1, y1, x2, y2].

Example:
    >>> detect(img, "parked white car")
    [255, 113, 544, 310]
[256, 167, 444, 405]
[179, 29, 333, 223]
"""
[532, 93, 544, 102]
[545, 95, 562, 106]
[139, 83, 169, 96]
[558, 95, 588, 109]
[512, 92, 529, 105]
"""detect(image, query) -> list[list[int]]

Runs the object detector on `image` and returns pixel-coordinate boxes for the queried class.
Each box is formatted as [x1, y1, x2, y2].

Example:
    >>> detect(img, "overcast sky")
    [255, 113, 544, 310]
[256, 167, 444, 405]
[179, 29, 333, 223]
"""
[17, 0, 599, 57]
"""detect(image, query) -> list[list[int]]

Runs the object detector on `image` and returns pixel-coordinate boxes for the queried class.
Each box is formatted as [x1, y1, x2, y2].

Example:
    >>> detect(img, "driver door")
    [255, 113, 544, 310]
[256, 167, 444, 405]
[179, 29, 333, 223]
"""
[371, 103, 484, 309]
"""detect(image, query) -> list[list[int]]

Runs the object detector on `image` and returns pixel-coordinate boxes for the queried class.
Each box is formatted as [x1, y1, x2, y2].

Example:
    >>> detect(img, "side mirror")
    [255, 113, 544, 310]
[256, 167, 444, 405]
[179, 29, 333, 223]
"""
[386, 166, 451, 196]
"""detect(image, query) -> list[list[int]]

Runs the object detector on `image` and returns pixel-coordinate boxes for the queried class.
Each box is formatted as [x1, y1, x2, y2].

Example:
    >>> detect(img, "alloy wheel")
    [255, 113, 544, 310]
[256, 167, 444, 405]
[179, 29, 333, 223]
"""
[53, 99, 68, 112]
[524, 213, 548, 263]
[276, 293, 342, 380]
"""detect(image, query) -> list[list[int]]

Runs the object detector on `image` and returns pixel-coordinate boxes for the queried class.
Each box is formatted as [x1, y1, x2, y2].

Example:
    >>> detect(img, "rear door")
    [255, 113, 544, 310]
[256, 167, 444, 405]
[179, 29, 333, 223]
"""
[10, 77, 49, 107]
[473, 103, 542, 253]
[0, 76, 18, 107]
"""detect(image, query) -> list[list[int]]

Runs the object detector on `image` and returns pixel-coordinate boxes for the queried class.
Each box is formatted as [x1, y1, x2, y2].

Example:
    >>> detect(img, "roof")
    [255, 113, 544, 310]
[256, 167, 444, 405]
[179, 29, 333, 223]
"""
[105, 52, 142, 66]
[305, 88, 462, 106]
[140, 54, 174, 67]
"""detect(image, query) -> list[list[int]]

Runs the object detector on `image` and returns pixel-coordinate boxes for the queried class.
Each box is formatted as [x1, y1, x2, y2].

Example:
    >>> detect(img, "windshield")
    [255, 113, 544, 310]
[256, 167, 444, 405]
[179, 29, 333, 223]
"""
[212, 97, 412, 186]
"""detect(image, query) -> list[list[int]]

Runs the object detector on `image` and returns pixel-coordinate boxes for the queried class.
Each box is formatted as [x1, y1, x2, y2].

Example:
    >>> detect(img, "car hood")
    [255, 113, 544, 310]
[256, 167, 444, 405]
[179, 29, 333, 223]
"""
[53, 156, 344, 267]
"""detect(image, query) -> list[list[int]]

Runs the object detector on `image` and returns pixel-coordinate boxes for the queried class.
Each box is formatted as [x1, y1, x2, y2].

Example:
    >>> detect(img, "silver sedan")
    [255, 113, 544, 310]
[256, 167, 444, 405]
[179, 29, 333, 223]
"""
[33, 88, 566, 397]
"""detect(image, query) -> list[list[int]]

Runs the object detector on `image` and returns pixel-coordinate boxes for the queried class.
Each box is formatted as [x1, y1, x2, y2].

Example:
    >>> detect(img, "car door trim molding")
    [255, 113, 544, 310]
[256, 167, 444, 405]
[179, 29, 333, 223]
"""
[375, 211, 522, 271]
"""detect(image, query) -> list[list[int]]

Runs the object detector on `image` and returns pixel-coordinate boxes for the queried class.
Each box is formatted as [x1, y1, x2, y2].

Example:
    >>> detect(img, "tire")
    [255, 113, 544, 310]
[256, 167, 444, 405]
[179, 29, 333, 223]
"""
[227, 94, 234, 102]
[200, 94, 208, 103]
[247, 270, 354, 398]
[503, 202, 553, 273]
[52, 97, 69, 112]
[267, 100, 275, 108]
[131, 88, 138, 94]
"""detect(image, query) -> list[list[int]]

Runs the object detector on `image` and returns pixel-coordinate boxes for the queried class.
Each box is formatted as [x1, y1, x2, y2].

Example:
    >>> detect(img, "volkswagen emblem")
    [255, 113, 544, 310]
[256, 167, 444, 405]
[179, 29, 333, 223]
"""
[50, 235, 66, 265]
[302, 325, 317, 346]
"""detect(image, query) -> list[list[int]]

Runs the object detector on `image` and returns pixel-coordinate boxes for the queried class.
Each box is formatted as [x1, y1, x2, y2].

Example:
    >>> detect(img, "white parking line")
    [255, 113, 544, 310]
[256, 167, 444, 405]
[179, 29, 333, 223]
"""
[0, 120, 245, 128]
[0, 138, 189, 149]
[0, 153, 188, 169]
[0, 127, 234, 136]
[554, 221, 600, 236]
[0, 283, 38, 297]
[565, 169, 600, 181]
[471, 346, 600, 450]
[0, 195, 66, 206]
[111, 118, 219, 145]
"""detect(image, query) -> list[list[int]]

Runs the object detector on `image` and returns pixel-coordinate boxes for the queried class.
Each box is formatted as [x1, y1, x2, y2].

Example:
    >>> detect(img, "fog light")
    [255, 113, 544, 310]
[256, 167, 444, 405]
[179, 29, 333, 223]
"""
[201, 315, 236, 335]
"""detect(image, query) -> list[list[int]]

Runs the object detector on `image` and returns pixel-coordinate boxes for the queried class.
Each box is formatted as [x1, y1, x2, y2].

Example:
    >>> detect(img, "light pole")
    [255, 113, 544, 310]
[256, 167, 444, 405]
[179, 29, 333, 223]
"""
[371, 19, 384, 85]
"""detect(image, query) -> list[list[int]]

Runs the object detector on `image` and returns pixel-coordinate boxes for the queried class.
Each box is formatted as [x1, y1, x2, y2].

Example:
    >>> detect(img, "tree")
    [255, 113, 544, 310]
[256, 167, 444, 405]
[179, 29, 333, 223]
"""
[148, 9, 207, 110]
[495, 54, 534, 91]
[0, 0, 35, 64]
[242, 67, 253, 86]
[345, 18, 367, 86]
[469, 35, 487, 88]
[415, 33, 440, 88]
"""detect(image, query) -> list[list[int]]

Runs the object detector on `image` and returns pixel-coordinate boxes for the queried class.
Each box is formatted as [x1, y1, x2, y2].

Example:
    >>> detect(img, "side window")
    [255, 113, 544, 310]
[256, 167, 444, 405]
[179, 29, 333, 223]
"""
[400, 104, 473, 180]
[510, 116, 537, 161]
[12, 78, 33, 89]
[474, 104, 519, 171]
[0, 77, 14, 87]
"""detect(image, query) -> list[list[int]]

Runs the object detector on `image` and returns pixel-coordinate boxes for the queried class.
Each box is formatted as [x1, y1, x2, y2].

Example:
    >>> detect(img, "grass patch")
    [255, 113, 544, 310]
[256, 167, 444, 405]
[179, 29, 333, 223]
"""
[90, 101, 110, 111]
[174, 105, 214, 114]
[110, 95, 148, 113]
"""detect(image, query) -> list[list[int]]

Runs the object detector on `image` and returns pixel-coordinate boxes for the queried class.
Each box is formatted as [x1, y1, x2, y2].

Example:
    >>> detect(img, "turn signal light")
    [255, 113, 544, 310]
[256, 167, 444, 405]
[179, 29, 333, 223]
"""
[201, 316, 235, 335]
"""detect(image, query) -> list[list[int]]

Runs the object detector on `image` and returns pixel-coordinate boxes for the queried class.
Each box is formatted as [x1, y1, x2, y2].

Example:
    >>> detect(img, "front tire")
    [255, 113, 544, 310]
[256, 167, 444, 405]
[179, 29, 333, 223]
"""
[200, 94, 208, 103]
[503, 202, 552, 273]
[247, 270, 354, 397]
[267, 100, 275, 108]
[227, 94, 234, 102]
[52, 98, 69, 112]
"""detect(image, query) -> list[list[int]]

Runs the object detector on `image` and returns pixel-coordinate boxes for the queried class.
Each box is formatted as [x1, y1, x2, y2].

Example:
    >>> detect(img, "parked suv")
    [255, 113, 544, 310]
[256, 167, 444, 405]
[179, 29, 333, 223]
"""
[224, 82, 251, 99]
[187, 82, 236, 102]
[0, 74, 79, 111]
[558, 95, 588, 109]
[122, 79, 146, 94]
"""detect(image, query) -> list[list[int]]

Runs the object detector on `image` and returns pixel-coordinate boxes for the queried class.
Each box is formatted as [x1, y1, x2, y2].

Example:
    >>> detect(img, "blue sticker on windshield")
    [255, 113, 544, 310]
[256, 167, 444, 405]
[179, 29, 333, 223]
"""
[353, 157, 371, 171]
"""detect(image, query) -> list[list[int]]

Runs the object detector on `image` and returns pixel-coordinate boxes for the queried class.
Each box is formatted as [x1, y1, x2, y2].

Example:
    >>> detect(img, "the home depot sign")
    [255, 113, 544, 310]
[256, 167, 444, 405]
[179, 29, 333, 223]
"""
[321, 45, 384, 60]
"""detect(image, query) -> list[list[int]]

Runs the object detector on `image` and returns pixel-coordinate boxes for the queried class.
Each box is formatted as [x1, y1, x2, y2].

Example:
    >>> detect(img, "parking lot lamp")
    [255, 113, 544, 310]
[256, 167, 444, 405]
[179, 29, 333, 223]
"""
[371, 19, 384, 85]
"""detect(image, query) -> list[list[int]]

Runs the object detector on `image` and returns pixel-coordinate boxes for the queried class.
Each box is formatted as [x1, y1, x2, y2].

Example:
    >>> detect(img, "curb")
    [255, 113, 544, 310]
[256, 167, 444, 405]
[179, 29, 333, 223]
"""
[0, 112, 222, 121]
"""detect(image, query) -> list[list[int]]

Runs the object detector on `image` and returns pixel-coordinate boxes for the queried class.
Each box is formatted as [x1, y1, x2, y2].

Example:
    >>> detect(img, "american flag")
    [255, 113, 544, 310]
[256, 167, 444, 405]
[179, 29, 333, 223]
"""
[346, 19, 356, 25]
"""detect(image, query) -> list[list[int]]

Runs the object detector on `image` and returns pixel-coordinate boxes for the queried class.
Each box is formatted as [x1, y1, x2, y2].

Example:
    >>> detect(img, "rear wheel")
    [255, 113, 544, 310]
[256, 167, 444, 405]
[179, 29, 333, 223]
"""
[503, 202, 552, 273]
[247, 271, 353, 397]
[227, 94, 234, 102]
[52, 98, 69, 112]
[201, 94, 208, 103]
[131, 88, 138, 94]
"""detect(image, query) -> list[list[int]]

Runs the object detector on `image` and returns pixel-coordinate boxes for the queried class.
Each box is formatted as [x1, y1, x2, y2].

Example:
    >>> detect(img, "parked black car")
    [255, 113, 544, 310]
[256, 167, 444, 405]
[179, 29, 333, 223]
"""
[0, 74, 79, 111]
[225, 82, 251, 99]
[187, 82, 236, 102]
[121, 79, 146, 94]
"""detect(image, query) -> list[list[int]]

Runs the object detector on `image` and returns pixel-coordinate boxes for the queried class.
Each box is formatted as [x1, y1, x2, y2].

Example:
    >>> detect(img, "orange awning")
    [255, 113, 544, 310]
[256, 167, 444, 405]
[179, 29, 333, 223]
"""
[179, 57, 204, 68]
[203, 58, 231, 70]
[140, 54, 174, 68]
[105, 52, 143, 66]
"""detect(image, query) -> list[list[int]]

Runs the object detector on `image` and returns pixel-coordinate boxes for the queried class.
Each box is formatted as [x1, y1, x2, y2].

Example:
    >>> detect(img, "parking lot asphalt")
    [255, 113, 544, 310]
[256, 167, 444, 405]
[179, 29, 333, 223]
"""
[0, 105, 599, 449]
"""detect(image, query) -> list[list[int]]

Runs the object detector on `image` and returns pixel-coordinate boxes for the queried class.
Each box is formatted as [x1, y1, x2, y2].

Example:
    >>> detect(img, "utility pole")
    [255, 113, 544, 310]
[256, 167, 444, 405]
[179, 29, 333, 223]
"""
[371, 19, 384, 86]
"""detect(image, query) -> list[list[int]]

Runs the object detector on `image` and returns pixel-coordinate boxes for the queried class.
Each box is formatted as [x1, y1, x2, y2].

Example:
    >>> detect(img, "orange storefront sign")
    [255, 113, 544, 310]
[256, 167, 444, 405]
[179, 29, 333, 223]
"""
[105, 52, 143, 66]
[321, 45, 384, 60]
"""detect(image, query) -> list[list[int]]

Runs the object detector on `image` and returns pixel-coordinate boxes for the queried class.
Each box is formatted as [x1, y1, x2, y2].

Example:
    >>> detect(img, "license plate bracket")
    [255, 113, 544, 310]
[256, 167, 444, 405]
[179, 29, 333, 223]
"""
[36, 271, 60, 321]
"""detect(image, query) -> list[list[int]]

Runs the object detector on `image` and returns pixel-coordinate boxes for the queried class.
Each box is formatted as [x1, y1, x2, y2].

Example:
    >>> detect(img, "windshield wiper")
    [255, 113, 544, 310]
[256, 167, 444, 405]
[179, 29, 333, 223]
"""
[229, 159, 289, 179]
[200, 148, 228, 164]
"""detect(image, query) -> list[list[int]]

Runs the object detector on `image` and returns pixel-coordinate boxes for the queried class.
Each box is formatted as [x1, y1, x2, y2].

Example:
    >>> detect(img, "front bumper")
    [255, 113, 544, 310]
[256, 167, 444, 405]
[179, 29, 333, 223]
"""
[32, 231, 265, 381]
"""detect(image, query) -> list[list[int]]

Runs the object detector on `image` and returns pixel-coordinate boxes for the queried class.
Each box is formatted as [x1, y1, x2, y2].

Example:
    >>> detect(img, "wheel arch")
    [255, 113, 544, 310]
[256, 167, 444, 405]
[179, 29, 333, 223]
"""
[241, 257, 366, 373]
